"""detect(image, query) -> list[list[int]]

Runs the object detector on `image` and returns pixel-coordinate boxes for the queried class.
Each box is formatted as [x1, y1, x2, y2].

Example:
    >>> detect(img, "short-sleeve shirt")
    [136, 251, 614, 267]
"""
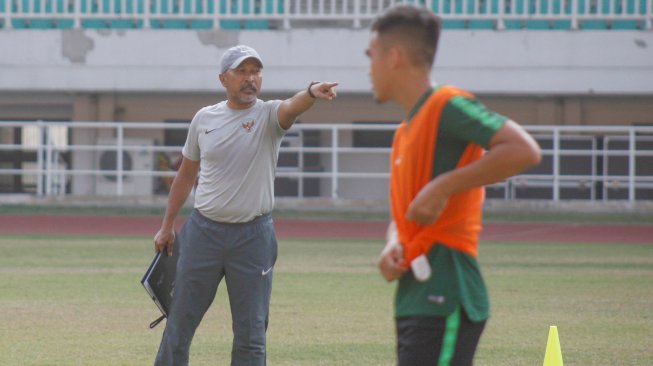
[182, 99, 285, 223]
[393, 85, 507, 321]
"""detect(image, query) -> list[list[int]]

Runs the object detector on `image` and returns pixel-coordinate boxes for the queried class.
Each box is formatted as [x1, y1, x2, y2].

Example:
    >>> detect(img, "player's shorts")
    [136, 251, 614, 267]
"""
[396, 307, 486, 366]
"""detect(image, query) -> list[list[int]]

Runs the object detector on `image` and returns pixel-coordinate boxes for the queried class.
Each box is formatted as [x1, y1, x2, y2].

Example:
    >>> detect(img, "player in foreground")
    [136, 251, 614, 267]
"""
[153, 45, 337, 365]
[369, 5, 541, 366]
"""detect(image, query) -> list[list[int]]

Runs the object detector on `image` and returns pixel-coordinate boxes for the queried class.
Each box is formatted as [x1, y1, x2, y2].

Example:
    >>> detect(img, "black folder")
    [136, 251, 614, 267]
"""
[141, 236, 179, 328]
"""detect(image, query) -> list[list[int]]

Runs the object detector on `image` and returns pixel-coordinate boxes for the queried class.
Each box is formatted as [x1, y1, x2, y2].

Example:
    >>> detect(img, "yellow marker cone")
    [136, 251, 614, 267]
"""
[543, 325, 564, 366]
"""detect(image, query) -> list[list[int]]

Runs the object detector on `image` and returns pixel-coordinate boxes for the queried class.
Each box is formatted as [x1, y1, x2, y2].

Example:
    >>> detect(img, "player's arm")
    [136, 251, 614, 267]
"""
[154, 157, 200, 255]
[277, 81, 338, 130]
[406, 120, 541, 224]
[378, 220, 408, 282]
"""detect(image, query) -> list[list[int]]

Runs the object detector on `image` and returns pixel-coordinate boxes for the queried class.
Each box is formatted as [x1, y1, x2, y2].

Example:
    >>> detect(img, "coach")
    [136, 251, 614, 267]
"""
[153, 44, 337, 366]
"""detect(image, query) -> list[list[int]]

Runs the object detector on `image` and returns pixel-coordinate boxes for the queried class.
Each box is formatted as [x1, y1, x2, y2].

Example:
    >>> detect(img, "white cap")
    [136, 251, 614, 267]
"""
[220, 45, 263, 73]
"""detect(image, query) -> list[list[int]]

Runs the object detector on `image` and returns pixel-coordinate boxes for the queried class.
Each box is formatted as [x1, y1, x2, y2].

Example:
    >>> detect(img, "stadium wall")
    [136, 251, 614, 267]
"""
[1, 29, 652, 94]
[1, 29, 652, 127]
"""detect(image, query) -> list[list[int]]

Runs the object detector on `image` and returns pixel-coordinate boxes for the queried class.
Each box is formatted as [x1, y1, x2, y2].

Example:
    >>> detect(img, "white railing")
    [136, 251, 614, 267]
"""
[1, 0, 651, 30]
[1, 121, 653, 202]
[485, 126, 653, 202]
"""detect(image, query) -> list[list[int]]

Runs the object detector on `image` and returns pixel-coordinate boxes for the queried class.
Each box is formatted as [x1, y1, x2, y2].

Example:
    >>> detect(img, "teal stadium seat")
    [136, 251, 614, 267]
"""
[610, 0, 644, 29]
[81, 0, 144, 29]
[431, 0, 500, 29]
[610, 20, 642, 29]
[5, 0, 646, 31]
[11, 0, 74, 28]
[219, 0, 279, 30]
[578, 0, 610, 29]
[184, 0, 213, 29]
[578, 0, 643, 30]
[436, 0, 467, 29]
[501, 0, 572, 29]
[429, 0, 454, 28]
[150, 0, 213, 29]
[526, 0, 571, 29]
[0, 0, 5, 28]
[502, 0, 527, 29]
[468, 0, 501, 29]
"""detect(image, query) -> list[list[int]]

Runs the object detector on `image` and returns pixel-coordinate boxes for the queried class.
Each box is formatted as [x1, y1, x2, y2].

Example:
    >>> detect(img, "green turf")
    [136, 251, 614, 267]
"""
[0, 236, 651, 365]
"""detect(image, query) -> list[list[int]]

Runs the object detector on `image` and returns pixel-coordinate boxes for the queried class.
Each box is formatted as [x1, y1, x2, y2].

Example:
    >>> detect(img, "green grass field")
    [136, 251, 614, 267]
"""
[2, 203, 653, 224]
[1, 235, 652, 365]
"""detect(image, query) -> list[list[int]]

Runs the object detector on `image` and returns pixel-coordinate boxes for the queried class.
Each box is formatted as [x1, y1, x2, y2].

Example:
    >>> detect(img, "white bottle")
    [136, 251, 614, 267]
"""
[411, 254, 432, 282]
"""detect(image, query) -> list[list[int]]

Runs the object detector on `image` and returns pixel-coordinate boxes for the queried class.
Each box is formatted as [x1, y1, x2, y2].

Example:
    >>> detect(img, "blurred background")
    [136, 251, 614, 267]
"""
[0, 0, 652, 211]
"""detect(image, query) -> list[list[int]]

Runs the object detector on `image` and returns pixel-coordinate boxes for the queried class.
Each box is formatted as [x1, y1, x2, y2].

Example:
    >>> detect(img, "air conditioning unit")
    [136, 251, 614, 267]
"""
[95, 138, 154, 196]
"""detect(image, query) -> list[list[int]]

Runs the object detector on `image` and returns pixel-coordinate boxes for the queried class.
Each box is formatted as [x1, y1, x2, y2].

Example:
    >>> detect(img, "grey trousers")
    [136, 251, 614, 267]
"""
[155, 209, 278, 366]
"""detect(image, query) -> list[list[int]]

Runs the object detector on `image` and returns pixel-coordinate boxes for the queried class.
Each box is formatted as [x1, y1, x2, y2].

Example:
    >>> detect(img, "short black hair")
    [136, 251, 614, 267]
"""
[371, 5, 442, 68]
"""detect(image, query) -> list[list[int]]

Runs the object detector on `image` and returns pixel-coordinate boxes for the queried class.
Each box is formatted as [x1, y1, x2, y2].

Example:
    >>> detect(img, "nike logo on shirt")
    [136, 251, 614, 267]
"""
[261, 266, 273, 276]
[205, 128, 218, 134]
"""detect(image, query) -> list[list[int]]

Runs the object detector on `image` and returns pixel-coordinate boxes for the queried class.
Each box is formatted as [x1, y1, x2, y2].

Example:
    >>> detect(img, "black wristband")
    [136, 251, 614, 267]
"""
[307, 81, 320, 98]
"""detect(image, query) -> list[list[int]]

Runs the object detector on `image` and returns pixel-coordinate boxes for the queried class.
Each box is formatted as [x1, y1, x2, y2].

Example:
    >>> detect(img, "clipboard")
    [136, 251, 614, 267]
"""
[141, 235, 179, 328]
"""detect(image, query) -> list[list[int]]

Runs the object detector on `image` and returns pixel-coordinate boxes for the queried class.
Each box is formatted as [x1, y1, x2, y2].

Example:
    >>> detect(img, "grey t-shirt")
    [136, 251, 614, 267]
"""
[182, 99, 285, 223]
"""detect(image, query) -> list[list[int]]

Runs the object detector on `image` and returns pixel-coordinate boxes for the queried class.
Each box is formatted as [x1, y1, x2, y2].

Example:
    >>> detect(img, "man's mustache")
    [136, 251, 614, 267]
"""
[240, 83, 258, 92]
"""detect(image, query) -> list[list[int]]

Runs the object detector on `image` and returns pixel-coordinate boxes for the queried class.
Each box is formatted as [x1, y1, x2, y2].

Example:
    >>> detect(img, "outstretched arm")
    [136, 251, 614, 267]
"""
[406, 120, 541, 225]
[277, 81, 338, 130]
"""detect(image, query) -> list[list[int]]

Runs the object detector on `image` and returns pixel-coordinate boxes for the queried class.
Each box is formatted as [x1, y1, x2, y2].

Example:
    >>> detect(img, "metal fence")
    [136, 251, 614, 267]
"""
[2, 0, 651, 29]
[2, 121, 653, 202]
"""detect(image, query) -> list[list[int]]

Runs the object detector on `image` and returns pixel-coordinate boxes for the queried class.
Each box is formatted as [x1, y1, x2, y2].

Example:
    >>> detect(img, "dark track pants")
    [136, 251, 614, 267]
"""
[155, 210, 278, 366]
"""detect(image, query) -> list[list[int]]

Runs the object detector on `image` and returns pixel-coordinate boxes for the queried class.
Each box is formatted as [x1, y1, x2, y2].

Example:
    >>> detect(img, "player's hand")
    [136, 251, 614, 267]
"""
[406, 179, 449, 225]
[310, 82, 338, 100]
[378, 244, 407, 282]
[154, 228, 175, 256]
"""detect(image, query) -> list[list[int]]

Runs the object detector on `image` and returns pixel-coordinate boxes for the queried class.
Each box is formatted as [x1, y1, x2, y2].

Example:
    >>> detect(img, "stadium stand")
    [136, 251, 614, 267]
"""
[1, 0, 651, 30]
